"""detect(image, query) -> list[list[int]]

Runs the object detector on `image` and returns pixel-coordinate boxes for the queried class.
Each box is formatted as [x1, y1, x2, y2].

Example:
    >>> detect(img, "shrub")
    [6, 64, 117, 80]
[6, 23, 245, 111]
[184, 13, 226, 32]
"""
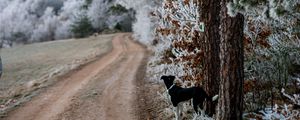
[70, 15, 94, 38]
[109, 4, 128, 15]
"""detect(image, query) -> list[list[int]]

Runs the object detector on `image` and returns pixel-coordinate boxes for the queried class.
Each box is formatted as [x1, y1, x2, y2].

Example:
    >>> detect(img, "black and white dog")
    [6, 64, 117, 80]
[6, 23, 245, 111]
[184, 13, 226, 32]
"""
[161, 75, 218, 119]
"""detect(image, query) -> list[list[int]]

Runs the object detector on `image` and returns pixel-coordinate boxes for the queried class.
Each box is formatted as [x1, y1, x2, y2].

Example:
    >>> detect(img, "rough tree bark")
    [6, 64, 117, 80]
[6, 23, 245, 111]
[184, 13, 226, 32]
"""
[216, 0, 244, 119]
[197, 0, 221, 116]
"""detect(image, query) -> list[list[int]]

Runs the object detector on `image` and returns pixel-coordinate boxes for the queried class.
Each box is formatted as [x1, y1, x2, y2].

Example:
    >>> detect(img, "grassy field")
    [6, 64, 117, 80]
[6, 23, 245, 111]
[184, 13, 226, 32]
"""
[0, 34, 114, 113]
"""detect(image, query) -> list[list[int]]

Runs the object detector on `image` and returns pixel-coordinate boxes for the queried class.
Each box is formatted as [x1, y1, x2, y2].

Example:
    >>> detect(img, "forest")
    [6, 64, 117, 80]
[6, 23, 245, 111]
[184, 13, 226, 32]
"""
[0, 0, 136, 47]
[147, 0, 300, 119]
[0, 0, 300, 119]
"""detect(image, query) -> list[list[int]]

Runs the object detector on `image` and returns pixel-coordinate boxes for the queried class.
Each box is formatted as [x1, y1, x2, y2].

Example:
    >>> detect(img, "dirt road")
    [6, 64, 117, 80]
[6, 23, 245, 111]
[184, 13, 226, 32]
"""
[5, 33, 147, 120]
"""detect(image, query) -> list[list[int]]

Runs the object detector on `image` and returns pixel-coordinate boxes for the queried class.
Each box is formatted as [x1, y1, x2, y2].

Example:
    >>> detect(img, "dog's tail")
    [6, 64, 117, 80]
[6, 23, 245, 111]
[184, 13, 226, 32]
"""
[212, 95, 219, 101]
[207, 95, 219, 102]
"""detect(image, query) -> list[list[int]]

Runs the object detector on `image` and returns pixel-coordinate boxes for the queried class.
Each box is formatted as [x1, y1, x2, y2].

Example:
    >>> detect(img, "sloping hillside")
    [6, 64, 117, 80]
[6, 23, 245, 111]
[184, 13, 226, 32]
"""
[0, 34, 114, 116]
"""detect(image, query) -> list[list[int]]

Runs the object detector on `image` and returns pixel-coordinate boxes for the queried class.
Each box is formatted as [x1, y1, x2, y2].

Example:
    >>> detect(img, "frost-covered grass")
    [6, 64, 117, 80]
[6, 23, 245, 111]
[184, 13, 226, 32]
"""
[0, 34, 114, 113]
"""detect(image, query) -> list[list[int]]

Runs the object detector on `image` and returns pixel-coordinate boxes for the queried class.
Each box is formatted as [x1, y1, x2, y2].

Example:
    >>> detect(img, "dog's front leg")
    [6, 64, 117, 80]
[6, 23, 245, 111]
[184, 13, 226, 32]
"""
[176, 106, 180, 120]
[200, 109, 204, 116]
[179, 103, 183, 118]
[175, 106, 181, 120]
[176, 103, 184, 120]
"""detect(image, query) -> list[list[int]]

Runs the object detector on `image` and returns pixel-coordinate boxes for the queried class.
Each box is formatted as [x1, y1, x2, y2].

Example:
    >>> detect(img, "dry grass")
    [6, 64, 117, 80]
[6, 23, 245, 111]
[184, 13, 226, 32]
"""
[0, 34, 114, 115]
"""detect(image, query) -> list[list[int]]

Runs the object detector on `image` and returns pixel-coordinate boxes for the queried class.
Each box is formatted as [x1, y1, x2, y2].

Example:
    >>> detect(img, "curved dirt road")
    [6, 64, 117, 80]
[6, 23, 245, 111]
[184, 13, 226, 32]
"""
[5, 34, 147, 120]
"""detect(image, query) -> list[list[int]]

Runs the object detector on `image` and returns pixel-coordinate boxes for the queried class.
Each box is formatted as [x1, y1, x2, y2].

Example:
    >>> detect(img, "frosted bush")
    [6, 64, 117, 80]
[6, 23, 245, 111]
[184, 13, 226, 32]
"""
[240, 0, 300, 89]
[260, 104, 300, 119]
[149, 0, 207, 85]
[116, 0, 160, 45]
[282, 78, 300, 106]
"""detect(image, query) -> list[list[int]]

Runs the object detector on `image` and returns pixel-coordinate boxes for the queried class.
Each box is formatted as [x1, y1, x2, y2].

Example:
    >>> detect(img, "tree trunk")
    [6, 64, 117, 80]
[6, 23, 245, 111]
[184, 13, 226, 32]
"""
[216, 0, 244, 119]
[197, 0, 221, 116]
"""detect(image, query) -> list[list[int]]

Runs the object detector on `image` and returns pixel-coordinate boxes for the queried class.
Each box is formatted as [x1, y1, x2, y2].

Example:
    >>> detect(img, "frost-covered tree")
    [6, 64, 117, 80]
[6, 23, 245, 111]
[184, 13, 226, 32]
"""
[116, 0, 161, 45]
[87, 0, 111, 30]
[225, 0, 300, 114]
[31, 7, 59, 42]
[153, 0, 204, 84]
[217, 0, 300, 119]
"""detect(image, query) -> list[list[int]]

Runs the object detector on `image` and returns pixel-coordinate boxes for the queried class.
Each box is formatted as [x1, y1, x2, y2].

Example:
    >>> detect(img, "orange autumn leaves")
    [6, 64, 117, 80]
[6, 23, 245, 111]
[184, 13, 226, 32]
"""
[155, 0, 205, 84]
[244, 22, 272, 53]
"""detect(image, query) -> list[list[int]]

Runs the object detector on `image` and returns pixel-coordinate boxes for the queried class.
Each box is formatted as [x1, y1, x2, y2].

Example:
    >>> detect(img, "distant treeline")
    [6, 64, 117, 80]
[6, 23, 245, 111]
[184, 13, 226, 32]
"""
[0, 0, 135, 48]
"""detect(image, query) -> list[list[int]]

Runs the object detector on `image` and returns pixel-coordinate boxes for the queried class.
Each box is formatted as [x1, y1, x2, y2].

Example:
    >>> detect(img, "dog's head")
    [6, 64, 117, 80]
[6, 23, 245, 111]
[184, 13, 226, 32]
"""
[160, 75, 176, 89]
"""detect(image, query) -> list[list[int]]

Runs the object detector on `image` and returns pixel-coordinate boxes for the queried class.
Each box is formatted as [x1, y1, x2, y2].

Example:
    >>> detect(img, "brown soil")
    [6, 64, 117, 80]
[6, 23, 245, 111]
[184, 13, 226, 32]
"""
[136, 75, 169, 120]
